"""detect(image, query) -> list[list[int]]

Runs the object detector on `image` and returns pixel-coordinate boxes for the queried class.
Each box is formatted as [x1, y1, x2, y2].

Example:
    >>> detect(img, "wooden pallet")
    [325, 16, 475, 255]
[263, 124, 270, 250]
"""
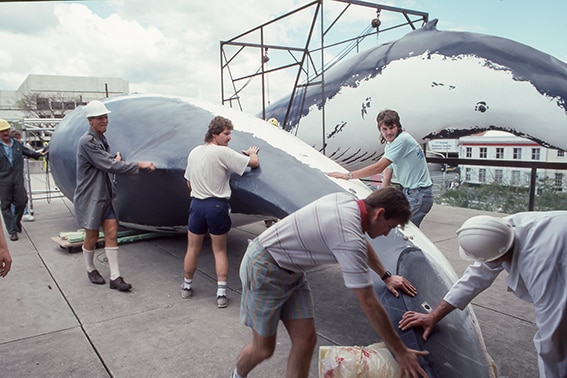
[52, 229, 169, 253]
[51, 236, 105, 253]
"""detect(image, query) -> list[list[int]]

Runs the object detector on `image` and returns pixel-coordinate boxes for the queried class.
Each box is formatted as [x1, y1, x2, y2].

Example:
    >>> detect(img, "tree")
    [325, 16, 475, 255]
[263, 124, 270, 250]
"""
[16, 92, 83, 119]
[436, 180, 567, 213]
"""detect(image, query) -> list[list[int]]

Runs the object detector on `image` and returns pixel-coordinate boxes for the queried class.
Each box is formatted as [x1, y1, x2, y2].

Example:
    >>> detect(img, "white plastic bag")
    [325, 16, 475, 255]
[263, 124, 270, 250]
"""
[319, 342, 400, 378]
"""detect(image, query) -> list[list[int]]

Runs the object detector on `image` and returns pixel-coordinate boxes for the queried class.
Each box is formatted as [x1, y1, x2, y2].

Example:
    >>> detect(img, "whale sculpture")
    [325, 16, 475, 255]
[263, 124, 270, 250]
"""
[48, 94, 496, 377]
[265, 19, 567, 170]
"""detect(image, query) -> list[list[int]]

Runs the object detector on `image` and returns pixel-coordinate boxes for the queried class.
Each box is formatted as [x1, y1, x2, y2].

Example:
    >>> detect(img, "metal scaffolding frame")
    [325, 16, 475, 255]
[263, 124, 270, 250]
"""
[18, 119, 64, 215]
[220, 0, 428, 153]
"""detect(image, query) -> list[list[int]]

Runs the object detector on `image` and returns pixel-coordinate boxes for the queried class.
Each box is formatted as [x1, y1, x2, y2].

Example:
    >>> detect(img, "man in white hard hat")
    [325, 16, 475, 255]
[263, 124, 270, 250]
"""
[74, 100, 155, 292]
[399, 212, 567, 378]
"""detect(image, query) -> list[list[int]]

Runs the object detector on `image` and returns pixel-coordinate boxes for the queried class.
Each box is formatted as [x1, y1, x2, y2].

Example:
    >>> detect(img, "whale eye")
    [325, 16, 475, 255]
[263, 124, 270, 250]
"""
[474, 101, 489, 113]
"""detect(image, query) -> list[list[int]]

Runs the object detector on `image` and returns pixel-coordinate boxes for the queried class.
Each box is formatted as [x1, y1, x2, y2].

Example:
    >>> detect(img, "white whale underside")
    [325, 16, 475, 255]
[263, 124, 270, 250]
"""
[293, 53, 566, 170]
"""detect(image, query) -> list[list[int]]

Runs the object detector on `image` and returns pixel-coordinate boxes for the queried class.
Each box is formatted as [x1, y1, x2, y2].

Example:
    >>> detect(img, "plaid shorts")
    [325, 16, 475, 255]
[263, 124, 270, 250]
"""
[239, 239, 314, 337]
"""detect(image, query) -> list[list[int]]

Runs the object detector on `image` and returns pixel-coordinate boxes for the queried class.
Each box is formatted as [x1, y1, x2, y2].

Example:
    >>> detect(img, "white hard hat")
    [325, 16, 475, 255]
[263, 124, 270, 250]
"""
[85, 100, 111, 118]
[456, 215, 514, 262]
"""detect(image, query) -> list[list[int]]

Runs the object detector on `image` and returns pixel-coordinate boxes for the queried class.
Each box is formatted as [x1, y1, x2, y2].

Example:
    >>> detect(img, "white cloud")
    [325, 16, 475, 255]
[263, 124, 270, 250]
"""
[0, 1, 302, 109]
[0, 0, 565, 113]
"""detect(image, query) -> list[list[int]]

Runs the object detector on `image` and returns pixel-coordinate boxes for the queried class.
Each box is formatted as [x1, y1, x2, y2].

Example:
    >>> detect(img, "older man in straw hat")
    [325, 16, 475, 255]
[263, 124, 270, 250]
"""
[0, 119, 46, 241]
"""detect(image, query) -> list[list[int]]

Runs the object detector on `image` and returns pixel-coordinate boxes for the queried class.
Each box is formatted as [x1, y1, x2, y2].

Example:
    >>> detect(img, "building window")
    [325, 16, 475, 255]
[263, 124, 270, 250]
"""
[465, 168, 471, 181]
[495, 169, 503, 183]
[36, 98, 49, 110]
[466, 147, 472, 158]
[64, 102, 76, 110]
[555, 173, 563, 191]
[479, 168, 486, 183]
[558, 150, 565, 157]
[531, 148, 541, 160]
[51, 101, 63, 110]
[479, 147, 487, 158]
[496, 148, 504, 159]
[511, 170, 520, 186]
[513, 148, 522, 160]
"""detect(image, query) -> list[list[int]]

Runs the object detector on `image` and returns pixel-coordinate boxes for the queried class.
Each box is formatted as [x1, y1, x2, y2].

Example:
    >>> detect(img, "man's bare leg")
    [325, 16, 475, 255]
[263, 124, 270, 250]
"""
[183, 231, 205, 280]
[282, 317, 317, 378]
[235, 329, 277, 377]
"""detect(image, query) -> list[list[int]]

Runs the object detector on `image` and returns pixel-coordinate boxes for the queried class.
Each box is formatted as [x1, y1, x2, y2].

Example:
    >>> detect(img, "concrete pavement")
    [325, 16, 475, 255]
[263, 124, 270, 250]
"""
[0, 173, 538, 377]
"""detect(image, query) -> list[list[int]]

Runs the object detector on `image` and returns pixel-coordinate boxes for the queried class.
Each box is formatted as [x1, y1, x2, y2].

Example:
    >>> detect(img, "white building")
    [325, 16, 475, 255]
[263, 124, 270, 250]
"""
[0, 74, 129, 122]
[459, 131, 566, 191]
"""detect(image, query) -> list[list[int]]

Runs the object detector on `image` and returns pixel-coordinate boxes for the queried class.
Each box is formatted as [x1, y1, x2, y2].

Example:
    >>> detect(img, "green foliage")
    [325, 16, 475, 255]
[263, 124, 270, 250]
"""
[533, 177, 567, 210]
[435, 181, 567, 213]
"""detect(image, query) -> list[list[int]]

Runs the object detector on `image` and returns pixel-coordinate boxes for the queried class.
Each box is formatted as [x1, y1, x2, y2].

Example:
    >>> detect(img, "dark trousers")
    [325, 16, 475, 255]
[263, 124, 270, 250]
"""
[0, 171, 28, 234]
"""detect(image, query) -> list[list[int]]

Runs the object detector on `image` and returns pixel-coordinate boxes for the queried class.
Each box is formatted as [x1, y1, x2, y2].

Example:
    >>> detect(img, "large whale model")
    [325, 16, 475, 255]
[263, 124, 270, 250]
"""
[265, 19, 567, 170]
[49, 94, 495, 377]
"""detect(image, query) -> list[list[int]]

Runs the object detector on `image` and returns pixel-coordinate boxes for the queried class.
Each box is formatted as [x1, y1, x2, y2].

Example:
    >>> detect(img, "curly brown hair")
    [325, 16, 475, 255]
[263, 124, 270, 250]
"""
[204, 116, 234, 143]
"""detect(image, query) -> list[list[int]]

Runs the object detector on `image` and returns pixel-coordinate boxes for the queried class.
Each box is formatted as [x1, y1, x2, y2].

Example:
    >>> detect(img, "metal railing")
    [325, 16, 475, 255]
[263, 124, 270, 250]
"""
[21, 122, 65, 215]
[426, 156, 567, 210]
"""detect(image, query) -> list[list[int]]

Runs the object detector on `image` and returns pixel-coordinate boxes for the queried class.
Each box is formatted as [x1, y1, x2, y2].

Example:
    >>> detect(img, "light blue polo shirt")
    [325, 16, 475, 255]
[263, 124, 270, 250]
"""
[383, 132, 432, 189]
[1, 139, 14, 165]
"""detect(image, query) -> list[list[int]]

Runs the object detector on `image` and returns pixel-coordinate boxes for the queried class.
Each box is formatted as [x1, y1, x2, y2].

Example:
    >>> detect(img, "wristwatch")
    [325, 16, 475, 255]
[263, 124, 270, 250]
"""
[381, 270, 392, 281]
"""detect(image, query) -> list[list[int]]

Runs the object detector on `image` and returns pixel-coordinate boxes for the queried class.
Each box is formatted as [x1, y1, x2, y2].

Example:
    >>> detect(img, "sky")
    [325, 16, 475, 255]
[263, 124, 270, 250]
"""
[0, 0, 565, 114]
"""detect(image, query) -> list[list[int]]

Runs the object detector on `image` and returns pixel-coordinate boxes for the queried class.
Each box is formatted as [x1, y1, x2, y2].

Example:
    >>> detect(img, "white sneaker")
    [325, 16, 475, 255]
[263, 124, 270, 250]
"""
[181, 287, 193, 299]
[22, 214, 35, 222]
[217, 295, 228, 308]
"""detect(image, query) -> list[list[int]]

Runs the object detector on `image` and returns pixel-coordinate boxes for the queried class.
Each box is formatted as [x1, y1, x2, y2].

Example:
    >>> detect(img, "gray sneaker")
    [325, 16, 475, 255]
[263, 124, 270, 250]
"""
[217, 295, 228, 308]
[181, 287, 193, 299]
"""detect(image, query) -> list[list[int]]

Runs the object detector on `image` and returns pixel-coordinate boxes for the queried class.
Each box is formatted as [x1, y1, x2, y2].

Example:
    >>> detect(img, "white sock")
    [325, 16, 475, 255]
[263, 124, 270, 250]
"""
[232, 367, 246, 378]
[183, 278, 192, 290]
[82, 247, 96, 272]
[217, 281, 227, 297]
[105, 247, 121, 280]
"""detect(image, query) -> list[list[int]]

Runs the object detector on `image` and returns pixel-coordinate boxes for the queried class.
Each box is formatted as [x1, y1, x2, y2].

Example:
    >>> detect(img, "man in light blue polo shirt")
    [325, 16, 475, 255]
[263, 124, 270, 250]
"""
[328, 109, 433, 226]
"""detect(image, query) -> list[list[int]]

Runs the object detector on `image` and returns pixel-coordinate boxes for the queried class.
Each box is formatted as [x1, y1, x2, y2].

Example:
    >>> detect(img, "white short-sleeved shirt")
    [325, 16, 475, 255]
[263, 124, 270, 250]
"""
[258, 192, 372, 289]
[384, 132, 432, 189]
[184, 144, 250, 199]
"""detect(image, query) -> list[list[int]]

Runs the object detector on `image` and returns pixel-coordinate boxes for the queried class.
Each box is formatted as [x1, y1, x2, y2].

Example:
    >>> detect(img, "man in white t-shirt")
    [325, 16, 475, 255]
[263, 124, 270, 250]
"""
[232, 187, 429, 378]
[181, 116, 259, 308]
[399, 212, 567, 378]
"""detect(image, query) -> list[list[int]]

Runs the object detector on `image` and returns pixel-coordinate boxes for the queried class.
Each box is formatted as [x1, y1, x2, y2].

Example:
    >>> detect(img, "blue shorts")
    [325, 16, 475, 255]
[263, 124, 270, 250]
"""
[105, 206, 117, 220]
[239, 239, 314, 337]
[187, 197, 231, 235]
